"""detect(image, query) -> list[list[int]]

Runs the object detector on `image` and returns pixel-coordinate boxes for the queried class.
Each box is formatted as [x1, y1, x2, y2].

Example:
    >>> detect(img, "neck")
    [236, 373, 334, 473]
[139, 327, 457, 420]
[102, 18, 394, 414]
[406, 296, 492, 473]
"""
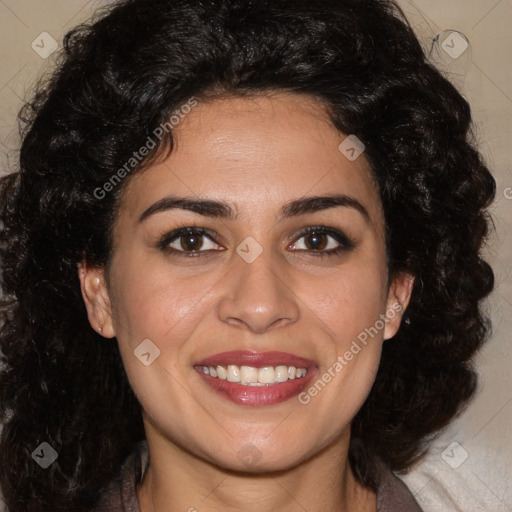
[136, 425, 376, 512]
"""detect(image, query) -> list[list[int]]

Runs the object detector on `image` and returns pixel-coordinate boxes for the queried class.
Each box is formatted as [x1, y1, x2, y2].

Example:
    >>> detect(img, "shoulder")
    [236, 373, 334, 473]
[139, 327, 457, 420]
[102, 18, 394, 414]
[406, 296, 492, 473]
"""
[376, 466, 423, 512]
[92, 442, 148, 512]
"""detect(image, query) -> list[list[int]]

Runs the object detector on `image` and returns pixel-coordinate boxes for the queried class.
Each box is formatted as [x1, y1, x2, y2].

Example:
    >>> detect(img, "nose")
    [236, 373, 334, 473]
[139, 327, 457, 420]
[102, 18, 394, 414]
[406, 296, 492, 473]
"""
[216, 247, 300, 334]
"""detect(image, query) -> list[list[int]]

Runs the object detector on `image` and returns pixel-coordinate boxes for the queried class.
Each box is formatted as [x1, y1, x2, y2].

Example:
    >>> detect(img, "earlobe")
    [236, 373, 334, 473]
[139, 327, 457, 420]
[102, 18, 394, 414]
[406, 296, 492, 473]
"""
[383, 272, 415, 340]
[77, 262, 116, 338]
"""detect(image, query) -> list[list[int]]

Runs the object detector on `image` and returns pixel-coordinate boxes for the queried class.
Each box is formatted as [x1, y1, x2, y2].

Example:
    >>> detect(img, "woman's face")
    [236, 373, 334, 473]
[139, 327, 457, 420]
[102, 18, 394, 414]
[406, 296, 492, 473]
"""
[80, 92, 412, 472]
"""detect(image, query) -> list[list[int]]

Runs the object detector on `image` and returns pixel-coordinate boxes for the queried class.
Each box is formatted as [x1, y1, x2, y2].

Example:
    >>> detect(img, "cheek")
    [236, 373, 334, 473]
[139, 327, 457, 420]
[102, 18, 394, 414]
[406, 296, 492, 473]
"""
[294, 254, 388, 419]
[109, 253, 213, 345]
[304, 260, 388, 347]
[106, 255, 211, 416]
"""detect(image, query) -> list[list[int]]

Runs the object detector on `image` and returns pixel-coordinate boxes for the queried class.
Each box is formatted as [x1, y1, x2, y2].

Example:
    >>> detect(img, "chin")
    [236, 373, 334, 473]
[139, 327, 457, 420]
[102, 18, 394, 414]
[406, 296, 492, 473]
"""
[209, 443, 312, 475]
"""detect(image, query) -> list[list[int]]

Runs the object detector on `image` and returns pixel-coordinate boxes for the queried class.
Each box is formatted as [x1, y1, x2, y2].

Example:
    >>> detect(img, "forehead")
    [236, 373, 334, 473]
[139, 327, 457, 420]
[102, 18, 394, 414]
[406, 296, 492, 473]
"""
[120, 92, 383, 228]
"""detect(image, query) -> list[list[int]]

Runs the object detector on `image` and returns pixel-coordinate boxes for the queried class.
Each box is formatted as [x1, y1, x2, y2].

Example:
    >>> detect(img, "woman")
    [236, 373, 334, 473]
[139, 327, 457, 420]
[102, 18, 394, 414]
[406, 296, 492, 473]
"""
[0, 0, 495, 511]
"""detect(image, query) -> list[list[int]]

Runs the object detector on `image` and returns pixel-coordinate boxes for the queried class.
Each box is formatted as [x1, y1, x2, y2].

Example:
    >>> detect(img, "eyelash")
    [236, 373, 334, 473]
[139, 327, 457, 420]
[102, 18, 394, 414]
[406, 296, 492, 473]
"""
[157, 225, 355, 258]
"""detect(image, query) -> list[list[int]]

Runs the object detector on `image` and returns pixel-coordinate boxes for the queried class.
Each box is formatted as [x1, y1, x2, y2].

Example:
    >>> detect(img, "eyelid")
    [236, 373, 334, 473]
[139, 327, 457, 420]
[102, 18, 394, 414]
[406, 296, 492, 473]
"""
[289, 225, 356, 252]
[157, 226, 224, 254]
[157, 224, 355, 256]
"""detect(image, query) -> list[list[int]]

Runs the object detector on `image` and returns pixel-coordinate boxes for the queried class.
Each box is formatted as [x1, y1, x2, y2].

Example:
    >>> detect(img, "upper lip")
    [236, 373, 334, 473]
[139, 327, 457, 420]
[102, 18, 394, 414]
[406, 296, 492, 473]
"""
[194, 350, 316, 368]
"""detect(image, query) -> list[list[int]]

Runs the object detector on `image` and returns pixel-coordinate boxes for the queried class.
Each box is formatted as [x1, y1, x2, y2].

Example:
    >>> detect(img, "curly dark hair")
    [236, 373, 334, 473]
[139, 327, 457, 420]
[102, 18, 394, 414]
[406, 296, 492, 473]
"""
[0, 0, 495, 510]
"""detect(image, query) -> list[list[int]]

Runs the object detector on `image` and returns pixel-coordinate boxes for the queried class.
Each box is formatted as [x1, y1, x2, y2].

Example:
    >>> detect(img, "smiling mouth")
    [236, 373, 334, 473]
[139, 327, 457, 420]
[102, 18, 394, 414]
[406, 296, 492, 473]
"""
[193, 350, 318, 406]
[195, 364, 309, 386]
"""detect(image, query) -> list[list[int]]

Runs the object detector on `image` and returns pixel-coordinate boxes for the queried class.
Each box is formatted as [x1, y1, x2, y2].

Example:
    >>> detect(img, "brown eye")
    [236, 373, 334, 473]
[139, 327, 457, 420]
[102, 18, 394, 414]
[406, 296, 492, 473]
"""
[178, 232, 204, 251]
[159, 227, 223, 256]
[304, 232, 328, 251]
[290, 226, 355, 256]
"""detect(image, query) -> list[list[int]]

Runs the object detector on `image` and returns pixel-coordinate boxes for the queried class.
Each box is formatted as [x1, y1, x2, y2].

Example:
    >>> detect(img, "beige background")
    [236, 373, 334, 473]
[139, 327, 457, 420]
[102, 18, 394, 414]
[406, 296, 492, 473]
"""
[0, 1, 511, 511]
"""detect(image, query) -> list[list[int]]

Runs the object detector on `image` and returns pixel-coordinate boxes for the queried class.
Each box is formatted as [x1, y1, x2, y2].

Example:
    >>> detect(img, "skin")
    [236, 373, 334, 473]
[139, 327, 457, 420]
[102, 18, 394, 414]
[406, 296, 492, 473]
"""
[79, 92, 414, 512]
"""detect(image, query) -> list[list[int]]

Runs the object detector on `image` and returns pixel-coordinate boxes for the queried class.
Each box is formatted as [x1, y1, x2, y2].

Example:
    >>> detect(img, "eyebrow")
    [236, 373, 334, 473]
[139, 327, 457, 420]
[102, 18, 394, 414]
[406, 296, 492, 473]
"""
[138, 194, 370, 223]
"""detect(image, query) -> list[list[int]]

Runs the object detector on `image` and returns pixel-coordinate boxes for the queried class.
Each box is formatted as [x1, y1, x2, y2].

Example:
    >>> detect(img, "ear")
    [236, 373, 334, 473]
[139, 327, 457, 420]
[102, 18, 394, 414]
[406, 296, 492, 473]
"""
[77, 262, 116, 338]
[383, 271, 415, 340]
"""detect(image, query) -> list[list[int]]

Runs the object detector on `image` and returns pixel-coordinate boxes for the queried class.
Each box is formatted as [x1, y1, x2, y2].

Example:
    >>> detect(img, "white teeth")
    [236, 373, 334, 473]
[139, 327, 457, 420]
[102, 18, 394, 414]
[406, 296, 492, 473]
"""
[275, 365, 288, 382]
[240, 366, 258, 384]
[227, 365, 240, 382]
[258, 366, 275, 384]
[201, 364, 309, 385]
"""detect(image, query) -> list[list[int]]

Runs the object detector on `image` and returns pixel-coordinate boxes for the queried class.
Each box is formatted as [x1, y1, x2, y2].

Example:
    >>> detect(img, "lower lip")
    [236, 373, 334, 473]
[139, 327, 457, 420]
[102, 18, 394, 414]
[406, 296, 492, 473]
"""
[194, 367, 319, 406]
